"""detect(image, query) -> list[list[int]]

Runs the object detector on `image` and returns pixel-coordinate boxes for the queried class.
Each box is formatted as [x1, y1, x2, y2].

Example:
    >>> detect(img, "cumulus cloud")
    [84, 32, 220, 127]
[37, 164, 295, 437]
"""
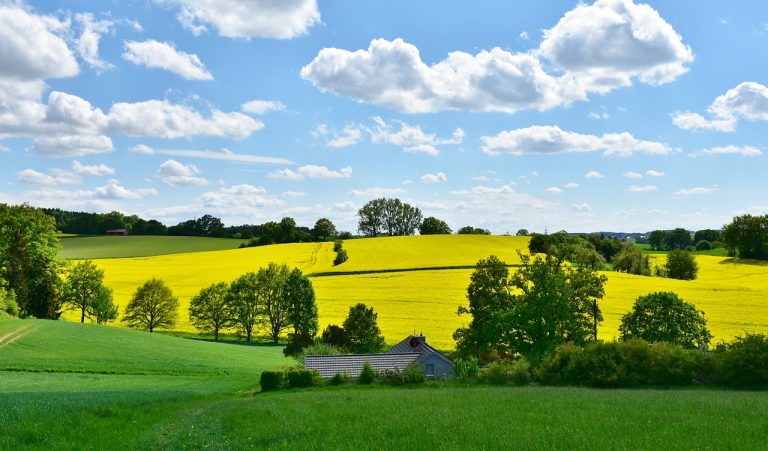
[646, 169, 665, 177]
[545, 186, 563, 195]
[564, 182, 579, 189]
[123, 39, 213, 80]
[155, 0, 320, 39]
[75, 13, 114, 71]
[131, 144, 155, 154]
[673, 82, 768, 132]
[158, 159, 209, 186]
[368, 117, 463, 155]
[420, 172, 447, 183]
[282, 191, 306, 197]
[72, 160, 114, 176]
[199, 184, 283, 210]
[269, 165, 352, 181]
[481, 125, 675, 157]
[45, 91, 109, 131]
[573, 203, 591, 212]
[302, 1, 692, 113]
[449, 184, 554, 210]
[94, 180, 158, 199]
[689, 145, 762, 158]
[107, 100, 262, 139]
[623, 171, 643, 179]
[673, 186, 718, 197]
[16, 168, 78, 185]
[349, 187, 406, 197]
[0, 4, 79, 80]
[585, 171, 605, 179]
[241, 100, 286, 114]
[30, 134, 114, 157]
[627, 185, 657, 192]
[314, 124, 363, 148]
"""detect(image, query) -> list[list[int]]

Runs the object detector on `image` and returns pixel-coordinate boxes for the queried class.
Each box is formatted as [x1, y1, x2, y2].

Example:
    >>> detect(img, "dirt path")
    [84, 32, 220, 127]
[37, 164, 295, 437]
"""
[0, 324, 36, 349]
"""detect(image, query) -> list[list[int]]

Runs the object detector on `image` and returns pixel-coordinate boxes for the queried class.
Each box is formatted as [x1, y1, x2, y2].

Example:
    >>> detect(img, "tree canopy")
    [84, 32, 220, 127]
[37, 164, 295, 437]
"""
[665, 249, 698, 280]
[343, 303, 386, 353]
[123, 278, 178, 332]
[619, 292, 711, 349]
[357, 198, 422, 237]
[189, 281, 233, 340]
[722, 214, 768, 259]
[419, 216, 452, 235]
[312, 218, 336, 241]
[61, 259, 107, 323]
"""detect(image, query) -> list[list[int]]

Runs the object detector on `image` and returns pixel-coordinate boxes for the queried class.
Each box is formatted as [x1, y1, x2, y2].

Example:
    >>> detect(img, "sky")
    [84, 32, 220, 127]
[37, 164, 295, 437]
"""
[1, 0, 767, 233]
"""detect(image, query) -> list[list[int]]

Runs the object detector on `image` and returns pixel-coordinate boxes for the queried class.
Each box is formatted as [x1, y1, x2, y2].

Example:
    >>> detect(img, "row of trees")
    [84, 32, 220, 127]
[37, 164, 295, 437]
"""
[455, 253, 712, 363]
[722, 214, 768, 259]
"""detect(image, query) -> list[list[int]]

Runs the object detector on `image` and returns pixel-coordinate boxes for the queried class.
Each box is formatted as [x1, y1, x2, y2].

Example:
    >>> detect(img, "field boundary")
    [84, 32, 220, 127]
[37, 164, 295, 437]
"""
[308, 264, 523, 278]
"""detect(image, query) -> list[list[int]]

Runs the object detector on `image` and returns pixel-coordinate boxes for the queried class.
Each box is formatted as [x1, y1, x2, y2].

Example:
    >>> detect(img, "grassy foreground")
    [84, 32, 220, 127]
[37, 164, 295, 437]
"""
[59, 235, 249, 259]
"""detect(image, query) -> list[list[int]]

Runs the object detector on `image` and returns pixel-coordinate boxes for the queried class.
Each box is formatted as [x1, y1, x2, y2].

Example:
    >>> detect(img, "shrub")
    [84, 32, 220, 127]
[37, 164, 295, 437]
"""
[619, 292, 711, 349]
[454, 357, 479, 380]
[287, 369, 320, 388]
[321, 325, 349, 350]
[283, 332, 315, 357]
[259, 370, 286, 392]
[328, 372, 350, 386]
[717, 333, 768, 386]
[358, 361, 376, 384]
[337, 231, 353, 239]
[381, 364, 426, 385]
[334, 249, 348, 266]
[695, 240, 712, 251]
[333, 240, 343, 252]
[612, 243, 651, 276]
[0, 287, 19, 316]
[480, 359, 531, 385]
[665, 249, 698, 280]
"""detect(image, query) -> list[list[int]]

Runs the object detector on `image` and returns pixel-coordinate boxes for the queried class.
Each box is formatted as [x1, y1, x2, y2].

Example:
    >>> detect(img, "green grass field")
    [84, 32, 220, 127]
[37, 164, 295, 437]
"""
[59, 235, 249, 259]
[635, 242, 729, 256]
[2, 319, 767, 448]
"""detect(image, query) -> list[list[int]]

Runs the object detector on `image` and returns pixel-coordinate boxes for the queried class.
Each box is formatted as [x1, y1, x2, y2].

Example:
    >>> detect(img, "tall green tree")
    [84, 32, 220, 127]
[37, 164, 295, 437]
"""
[722, 214, 768, 259]
[123, 278, 178, 332]
[612, 243, 651, 276]
[312, 218, 336, 241]
[189, 282, 233, 340]
[0, 203, 62, 318]
[665, 249, 698, 280]
[648, 230, 669, 250]
[285, 268, 318, 337]
[227, 272, 261, 342]
[61, 260, 105, 323]
[419, 216, 452, 235]
[256, 263, 291, 343]
[667, 228, 693, 250]
[343, 303, 386, 353]
[89, 286, 119, 325]
[619, 292, 711, 349]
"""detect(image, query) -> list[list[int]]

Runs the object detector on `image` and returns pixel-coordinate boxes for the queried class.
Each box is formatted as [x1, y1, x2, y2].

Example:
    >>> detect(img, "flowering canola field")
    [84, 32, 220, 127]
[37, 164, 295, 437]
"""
[72, 236, 768, 350]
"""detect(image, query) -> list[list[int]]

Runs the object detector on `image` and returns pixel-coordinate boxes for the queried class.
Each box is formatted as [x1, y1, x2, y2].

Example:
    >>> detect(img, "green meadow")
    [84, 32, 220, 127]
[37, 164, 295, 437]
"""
[58, 235, 249, 259]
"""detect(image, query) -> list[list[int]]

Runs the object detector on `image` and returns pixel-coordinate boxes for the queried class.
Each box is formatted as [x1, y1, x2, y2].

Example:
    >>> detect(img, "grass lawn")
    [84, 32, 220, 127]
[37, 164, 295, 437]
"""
[635, 243, 729, 257]
[1, 320, 767, 449]
[59, 235, 249, 259]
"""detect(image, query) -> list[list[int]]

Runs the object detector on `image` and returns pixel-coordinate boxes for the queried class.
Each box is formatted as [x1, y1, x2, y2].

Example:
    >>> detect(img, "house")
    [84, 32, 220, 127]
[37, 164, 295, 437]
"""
[304, 334, 454, 380]
[106, 229, 128, 236]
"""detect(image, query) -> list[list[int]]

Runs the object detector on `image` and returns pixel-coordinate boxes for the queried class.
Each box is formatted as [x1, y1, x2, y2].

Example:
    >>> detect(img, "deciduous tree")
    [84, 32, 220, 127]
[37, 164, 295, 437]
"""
[189, 282, 233, 340]
[227, 272, 261, 342]
[61, 260, 104, 323]
[123, 278, 178, 332]
[89, 286, 118, 324]
[257, 262, 291, 343]
[312, 218, 336, 241]
[419, 216, 452, 235]
[665, 249, 698, 280]
[343, 303, 385, 353]
[619, 291, 711, 349]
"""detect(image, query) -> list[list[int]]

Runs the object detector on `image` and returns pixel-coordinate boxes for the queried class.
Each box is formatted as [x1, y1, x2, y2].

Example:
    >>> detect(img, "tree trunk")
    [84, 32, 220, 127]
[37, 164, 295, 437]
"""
[214, 328, 219, 341]
[81, 306, 85, 323]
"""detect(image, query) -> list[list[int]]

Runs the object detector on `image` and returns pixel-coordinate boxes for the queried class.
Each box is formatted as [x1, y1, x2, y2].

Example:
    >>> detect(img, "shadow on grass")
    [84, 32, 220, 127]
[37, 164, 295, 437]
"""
[718, 257, 768, 267]
[155, 331, 284, 348]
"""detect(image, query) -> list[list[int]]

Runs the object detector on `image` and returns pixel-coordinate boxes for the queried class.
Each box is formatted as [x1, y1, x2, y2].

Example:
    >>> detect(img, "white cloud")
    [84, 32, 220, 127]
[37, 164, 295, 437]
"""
[349, 187, 406, 197]
[282, 191, 306, 197]
[585, 171, 605, 179]
[75, 13, 114, 71]
[588, 112, 610, 120]
[123, 40, 212, 80]
[673, 82, 768, 132]
[94, 180, 158, 199]
[16, 168, 78, 186]
[481, 125, 675, 157]
[156, 0, 320, 39]
[108, 100, 262, 139]
[689, 145, 763, 158]
[645, 169, 665, 177]
[269, 165, 352, 181]
[302, 1, 691, 114]
[449, 184, 554, 210]
[131, 144, 155, 154]
[573, 203, 591, 212]
[369, 117, 463, 155]
[0, 5, 78, 80]
[545, 186, 563, 195]
[539, 0, 694, 92]
[30, 134, 113, 157]
[158, 159, 209, 186]
[623, 171, 643, 179]
[72, 160, 114, 176]
[673, 186, 718, 197]
[322, 124, 362, 148]
[199, 184, 283, 210]
[627, 185, 658, 192]
[420, 172, 447, 183]
[241, 100, 286, 114]
[45, 91, 109, 131]
[154, 148, 291, 164]
[564, 182, 579, 189]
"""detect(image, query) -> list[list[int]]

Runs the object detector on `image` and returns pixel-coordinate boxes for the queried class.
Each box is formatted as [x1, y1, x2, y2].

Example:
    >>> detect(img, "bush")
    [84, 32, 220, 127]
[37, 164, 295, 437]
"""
[321, 325, 349, 350]
[358, 361, 376, 384]
[612, 243, 651, 276]
[454, 357, 479, 380]
[380, 364, 426, 385]
[328, 372, 350, 386]
[0, 288, 19, 316]
[337, 231, 353, 239]
[333, 240, 343, 252]
[479, 359, 531, 385]
[296, 342, 343, 365]
[287, 369, 320, 388]
[695, 240, 712, 251]
[259, 370, 287, 392]
[619, 291, 711, 349]
[334, 249, 348, 266]
[665, 249, 698, 280]
[717, 333, 768, 386]
[283, 332, 315, 357]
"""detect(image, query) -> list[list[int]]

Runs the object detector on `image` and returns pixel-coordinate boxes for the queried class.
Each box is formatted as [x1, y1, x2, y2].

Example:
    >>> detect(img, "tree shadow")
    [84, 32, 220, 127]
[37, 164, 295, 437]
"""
[718, 257, 768, 267]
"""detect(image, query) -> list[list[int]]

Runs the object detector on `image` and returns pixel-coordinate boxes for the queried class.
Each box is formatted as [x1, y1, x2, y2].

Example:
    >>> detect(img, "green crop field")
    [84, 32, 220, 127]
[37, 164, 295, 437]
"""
[59, 235, 249, 259]
[1, 319, 766, 449]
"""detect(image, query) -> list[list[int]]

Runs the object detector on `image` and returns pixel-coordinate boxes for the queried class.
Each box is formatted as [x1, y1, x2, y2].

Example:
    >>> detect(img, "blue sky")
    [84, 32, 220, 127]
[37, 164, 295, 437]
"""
[2, 0, 767, 233]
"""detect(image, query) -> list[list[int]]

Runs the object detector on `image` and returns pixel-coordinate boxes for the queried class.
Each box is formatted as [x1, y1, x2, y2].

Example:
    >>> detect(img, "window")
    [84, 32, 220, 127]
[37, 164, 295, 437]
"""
[425, 363, 435, 379]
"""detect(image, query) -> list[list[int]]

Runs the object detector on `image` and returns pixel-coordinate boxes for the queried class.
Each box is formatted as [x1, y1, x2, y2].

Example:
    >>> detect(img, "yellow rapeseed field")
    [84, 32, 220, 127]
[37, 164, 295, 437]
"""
[69, 236, 768, 350]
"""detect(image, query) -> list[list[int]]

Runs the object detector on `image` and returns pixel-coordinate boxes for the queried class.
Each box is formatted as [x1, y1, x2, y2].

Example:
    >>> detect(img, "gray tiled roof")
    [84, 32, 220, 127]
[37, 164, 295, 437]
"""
[305, 353, 420, 378]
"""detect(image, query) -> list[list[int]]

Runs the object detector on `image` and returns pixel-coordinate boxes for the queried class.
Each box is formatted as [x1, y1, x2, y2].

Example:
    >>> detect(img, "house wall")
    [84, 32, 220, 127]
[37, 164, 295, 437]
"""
[419, 354, 455, 380]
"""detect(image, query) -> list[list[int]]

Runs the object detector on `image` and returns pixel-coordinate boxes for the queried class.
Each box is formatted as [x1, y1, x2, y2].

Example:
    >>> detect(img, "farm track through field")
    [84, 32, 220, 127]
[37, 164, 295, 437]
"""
[0, 324, 36, 349]
[308, 243, 321, 266]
